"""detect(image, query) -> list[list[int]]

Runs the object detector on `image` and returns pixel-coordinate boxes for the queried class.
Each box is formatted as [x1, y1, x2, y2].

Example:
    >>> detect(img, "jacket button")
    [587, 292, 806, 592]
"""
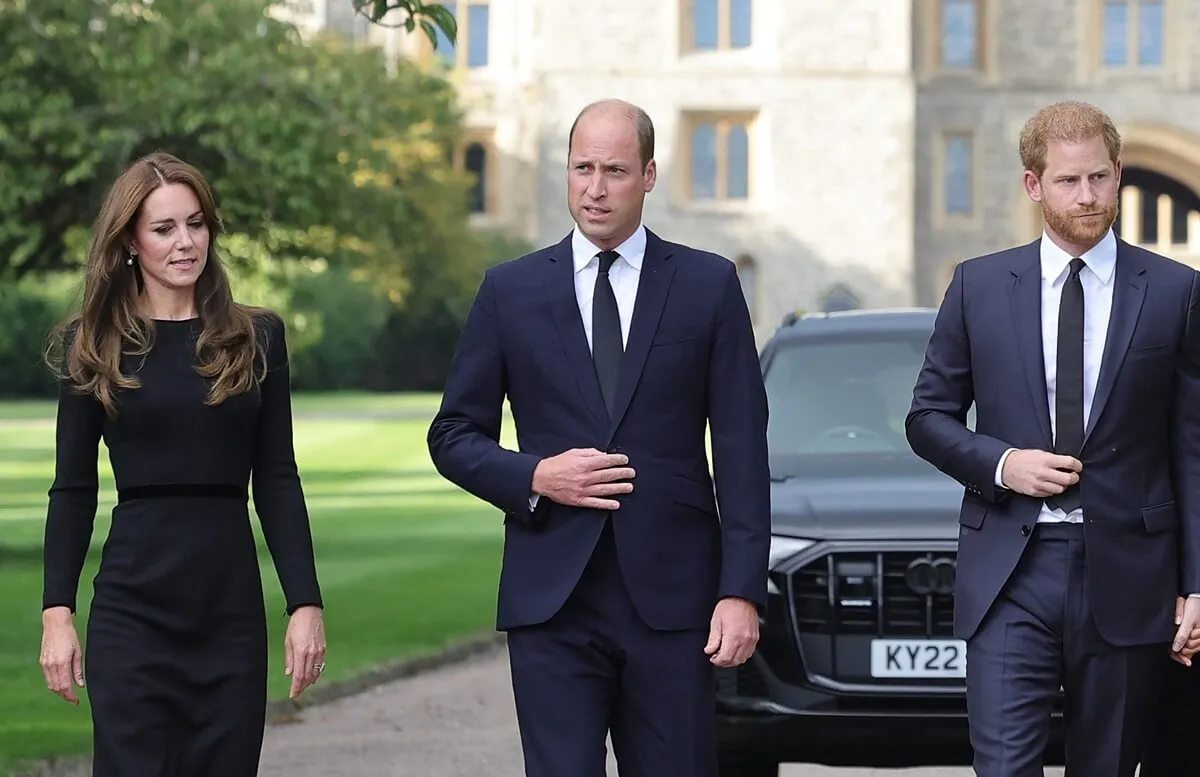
[1020, 525, 1032, 536]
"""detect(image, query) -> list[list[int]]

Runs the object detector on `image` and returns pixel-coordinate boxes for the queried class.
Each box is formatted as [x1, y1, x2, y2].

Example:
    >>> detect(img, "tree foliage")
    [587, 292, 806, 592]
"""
[0, 0, 482, 306]
[351, 0, 456, 48]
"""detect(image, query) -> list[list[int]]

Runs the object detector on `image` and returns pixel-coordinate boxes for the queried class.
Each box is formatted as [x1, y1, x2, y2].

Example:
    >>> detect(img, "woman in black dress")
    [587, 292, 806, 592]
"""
[37, 152, 327, 776]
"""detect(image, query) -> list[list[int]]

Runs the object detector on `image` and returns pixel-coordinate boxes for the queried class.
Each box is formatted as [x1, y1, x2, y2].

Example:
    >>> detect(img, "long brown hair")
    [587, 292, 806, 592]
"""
[47, 152, 267, 416]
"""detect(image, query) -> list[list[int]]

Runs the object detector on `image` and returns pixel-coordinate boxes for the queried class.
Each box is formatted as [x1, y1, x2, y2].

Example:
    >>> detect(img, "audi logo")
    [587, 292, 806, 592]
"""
[905, 557, 956, 596]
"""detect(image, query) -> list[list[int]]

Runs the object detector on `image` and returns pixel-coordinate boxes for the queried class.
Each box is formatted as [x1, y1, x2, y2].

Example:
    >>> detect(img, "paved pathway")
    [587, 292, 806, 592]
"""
[257, 646, 1068, 777]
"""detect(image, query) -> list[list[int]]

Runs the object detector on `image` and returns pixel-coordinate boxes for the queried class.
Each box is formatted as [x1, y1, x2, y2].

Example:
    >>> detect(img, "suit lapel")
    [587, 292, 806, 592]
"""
[544, 235, 608, 430]
[1086, 241, 1146, 440]
[1009, 240, 1054, 448]
[606, 230, 676, 437]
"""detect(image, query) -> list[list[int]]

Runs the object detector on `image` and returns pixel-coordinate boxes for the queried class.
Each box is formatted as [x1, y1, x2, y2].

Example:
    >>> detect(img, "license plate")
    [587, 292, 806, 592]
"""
[870, 639, 966, 678]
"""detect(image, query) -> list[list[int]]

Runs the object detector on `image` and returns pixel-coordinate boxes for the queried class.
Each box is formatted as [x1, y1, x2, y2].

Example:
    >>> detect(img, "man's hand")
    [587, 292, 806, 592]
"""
[1001, 449, 1082, 498]
[1171, 596, 1200, 666]
[531, 448, 635, 510]
[704, 597, 759, 668]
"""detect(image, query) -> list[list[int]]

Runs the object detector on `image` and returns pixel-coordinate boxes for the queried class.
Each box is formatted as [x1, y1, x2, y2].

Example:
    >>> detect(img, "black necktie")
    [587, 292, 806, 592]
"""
[1047, 257, 1085, 513]
[592, 250, 623, 417]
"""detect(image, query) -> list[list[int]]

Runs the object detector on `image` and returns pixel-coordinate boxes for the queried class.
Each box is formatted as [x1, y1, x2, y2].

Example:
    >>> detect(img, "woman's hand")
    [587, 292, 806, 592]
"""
[284, 605, 326, 699]
[40, 607, 84, 704]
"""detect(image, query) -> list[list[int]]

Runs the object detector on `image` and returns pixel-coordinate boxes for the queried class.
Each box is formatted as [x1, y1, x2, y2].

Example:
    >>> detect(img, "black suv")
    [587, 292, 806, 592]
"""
[716, 308, 1065, 776]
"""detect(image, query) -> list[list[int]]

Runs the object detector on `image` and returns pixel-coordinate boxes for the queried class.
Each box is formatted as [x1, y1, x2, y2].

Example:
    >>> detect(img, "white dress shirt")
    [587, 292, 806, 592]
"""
[528, 224, 646, 510]
[994, 228, 1117, 524]
[571, 224, 646, 350]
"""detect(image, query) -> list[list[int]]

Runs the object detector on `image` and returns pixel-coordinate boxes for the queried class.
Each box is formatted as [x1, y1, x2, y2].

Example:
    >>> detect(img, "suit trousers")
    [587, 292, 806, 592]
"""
[505, 519, 717, 777]
[1139, 652, 1200, 776]
[965, 522, 1164, 777]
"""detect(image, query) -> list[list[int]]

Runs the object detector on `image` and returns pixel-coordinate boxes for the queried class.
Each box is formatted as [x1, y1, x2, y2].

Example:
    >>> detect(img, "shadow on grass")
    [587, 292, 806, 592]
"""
[0, 469, 445, 499]
[304, 488, 471, 502]
[0, 448, 54, 465]
[299, 468, 442, 486]
[0, 477, 54, 497]
[0, 546, 41, 564]
[1, 527, 501, 568]
[255, 531, 500, 563]
[0, 491, 476, 523]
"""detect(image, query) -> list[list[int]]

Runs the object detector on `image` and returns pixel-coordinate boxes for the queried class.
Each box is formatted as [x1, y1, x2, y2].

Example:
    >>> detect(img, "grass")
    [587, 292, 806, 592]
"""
[0, 390, 446, 422]
[0, 392, 508, 775]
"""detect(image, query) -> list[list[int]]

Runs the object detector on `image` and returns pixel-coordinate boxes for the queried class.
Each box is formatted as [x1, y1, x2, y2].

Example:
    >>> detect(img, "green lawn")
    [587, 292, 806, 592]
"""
[0, 390, 446, 421]
[0, 392, 507, 775]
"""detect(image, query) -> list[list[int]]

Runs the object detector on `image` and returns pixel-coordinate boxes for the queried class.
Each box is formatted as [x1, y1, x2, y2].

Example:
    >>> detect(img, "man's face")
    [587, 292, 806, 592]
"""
[1024, 134, 1121, 254]
[566, 111, 656, 251]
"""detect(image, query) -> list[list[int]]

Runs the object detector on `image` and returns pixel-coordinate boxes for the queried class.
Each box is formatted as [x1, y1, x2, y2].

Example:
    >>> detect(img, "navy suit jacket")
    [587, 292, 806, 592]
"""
[906, 237, 1200, 646]
[428, 229, 771, 632]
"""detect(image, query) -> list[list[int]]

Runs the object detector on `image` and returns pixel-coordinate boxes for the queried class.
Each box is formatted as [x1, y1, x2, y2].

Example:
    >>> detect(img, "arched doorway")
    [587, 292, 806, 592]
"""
[1114, 167, 1200, 256]
[1015, 123, 1200, 267]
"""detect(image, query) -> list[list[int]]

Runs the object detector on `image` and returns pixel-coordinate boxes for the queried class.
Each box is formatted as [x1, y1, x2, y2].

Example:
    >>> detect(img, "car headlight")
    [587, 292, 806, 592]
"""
[767, 536, 815, 594]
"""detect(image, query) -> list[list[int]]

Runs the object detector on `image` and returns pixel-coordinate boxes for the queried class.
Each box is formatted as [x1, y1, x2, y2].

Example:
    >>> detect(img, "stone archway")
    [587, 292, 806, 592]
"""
[1121, 123, 1200, 198]
[1014, 122, 1200, 265]
[1115, 167, 1200, 248]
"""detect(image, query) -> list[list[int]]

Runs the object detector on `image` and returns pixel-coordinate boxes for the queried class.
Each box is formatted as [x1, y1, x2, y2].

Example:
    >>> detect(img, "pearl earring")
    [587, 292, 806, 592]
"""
[127, 256, 133, 265]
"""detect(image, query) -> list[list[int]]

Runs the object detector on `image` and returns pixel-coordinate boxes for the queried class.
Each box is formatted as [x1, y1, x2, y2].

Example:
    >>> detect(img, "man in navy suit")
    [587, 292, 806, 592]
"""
[906, 100, 1200, 776]
[427, 99, 770, 777]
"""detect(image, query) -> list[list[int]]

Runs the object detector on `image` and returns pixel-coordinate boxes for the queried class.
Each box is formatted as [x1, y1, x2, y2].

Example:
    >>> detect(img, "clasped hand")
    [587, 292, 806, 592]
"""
[532, 448, 635, 510]
[1000, 449, 1082, 498]
[1171, 596, 1200, 666]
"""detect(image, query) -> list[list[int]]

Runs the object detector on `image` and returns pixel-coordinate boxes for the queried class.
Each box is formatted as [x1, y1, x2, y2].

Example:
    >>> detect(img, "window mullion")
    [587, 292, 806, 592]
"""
[717, 122, 729, 200]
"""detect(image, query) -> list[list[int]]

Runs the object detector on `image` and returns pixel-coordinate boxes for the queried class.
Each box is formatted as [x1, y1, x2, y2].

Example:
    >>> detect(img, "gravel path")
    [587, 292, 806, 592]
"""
[257, 645, 1067, 777]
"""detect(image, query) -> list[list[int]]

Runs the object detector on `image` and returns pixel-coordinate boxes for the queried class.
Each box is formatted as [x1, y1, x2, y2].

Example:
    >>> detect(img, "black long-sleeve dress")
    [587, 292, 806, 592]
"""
[42, 311, 323, 777]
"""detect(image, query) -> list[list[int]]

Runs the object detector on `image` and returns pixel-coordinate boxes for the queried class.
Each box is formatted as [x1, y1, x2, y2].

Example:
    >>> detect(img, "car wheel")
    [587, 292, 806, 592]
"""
[717, 753, 779, 777]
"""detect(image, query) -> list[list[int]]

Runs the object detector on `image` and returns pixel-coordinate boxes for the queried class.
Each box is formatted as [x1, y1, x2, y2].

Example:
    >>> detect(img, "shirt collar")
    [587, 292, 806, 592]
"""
[1039, 227, 1117, 285]
[571, 224, 647, 274]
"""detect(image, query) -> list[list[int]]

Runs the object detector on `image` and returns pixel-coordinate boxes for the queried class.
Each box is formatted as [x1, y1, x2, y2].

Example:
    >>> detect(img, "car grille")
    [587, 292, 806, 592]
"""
[791, 550, 955, 637]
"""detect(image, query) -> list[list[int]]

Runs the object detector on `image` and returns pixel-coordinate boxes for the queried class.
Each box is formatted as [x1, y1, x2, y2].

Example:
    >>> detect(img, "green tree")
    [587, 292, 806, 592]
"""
[0, 0, 475, 299]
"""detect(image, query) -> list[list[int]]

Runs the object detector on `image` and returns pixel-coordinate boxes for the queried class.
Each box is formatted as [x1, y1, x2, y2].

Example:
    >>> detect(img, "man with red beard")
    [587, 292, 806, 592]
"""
[906, 100, 1200, 777]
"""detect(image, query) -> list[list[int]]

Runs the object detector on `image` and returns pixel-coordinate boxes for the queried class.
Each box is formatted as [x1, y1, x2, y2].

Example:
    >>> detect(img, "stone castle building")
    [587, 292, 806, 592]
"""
[277, 0, 1200, 342]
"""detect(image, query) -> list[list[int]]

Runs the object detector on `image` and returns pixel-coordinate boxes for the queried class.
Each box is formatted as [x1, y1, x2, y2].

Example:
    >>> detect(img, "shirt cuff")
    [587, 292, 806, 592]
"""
[994, 448, 1016, 488]
[529, 493, 539, 511]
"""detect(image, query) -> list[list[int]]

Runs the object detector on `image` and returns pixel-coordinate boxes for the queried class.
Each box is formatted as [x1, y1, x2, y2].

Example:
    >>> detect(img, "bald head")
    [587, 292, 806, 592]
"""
[569, 99, 655, 170]
[564, 99, 657, 251]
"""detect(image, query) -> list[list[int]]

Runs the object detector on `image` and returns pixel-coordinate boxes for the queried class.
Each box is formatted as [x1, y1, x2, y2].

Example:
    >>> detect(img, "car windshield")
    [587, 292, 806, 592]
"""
[762, 328, 975, 478]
